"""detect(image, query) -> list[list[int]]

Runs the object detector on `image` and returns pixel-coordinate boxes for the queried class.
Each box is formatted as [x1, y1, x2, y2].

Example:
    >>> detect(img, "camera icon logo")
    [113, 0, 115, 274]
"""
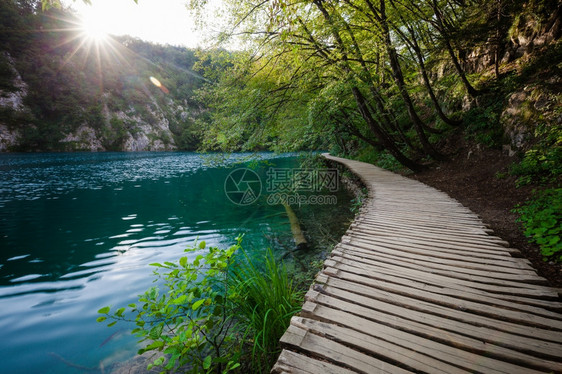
[224, 168, 262, 205]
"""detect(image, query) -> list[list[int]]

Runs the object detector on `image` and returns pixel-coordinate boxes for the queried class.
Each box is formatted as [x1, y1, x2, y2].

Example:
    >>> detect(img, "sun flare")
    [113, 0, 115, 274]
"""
[80, 13, 108, 42]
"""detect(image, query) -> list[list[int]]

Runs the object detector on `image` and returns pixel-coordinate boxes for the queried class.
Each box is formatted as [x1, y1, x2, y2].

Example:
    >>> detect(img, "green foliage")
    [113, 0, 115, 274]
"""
[228, 249, 302, 372]
[515, 189, 562, 262]
[98, 239, 302, 373]
[350, 193, 366, 214]
[356, 147, 403, 172]
[510, 124, 562, 187]
[463, 95, 504, 148]
[99, 239, 243, 373]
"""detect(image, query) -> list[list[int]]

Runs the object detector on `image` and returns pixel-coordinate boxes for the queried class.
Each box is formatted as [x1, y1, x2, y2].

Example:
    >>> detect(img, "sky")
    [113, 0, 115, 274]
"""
[61, 0, 216, 48]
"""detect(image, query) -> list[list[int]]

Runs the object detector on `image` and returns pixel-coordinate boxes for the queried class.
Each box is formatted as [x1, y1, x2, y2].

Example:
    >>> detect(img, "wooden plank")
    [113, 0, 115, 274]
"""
[353, 216, 495, 235]
[363, 211, 482, 224]
[280, 322, 411, 374]
[314, 274, 562, 343]
[312, 276, 562, 358]
[339, 236, 535, 272]
[336, 241, 546, 283]
[340, 238, 539, 277]
[337, 243, 556, 295]
[342, 232, 515, 258]
[332, 243, 550, 301]
[330, 248, 562, 313]
[303, 293, 562, 372]
[349, 224, 510, 247]
[323, 262, 562, 330]
[298, 302, 556, 374]
[340, 238, 528, 282]
[350, 220, 504, 243]
[290, 317, 477, 374]
[345, 232, 519, 261]
[344, 228, 519, 254]
[272, 350, 358, 374]
[358, 212, 490, 230]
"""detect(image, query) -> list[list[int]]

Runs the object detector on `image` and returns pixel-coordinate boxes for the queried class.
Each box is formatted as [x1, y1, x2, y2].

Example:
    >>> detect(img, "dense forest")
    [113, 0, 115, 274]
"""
[186, 0, 561, 170]
[184, 0, 560, 265]
[0, 0, 207, 151]
[2, 0, 561, 164]
[4, 0, 561, 262]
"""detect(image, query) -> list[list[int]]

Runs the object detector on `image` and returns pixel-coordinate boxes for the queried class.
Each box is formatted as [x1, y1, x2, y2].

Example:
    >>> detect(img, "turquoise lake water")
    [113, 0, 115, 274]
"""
[0, 152, 352, 373]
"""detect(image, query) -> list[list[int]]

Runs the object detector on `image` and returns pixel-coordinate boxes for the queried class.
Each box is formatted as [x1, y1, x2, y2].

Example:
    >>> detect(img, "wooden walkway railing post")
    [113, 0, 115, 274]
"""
[272, 154, 562, 374]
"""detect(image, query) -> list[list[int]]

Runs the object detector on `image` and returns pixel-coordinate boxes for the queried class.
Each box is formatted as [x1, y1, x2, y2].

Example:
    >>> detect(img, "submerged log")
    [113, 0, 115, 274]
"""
[283, 203, 308, 250]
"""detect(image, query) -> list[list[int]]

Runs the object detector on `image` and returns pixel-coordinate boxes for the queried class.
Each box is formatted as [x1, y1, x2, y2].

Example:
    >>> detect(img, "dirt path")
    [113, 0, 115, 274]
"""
[408, 145, 562, 287]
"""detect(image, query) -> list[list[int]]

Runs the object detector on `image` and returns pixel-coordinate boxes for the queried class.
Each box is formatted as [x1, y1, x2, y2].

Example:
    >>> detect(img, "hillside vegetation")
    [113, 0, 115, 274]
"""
[0, 1, 206, 151]
[21, 0, 562, 264]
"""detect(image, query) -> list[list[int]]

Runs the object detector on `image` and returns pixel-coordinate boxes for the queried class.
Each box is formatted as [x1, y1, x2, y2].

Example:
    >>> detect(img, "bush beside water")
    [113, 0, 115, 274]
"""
[97, 238, 303, 373]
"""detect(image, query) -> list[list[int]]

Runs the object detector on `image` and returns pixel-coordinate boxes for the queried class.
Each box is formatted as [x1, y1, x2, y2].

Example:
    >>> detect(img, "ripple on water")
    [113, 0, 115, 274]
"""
[7, 254, 30, 261]
[10, 274, 46, 283]
[0, 152, 283, 204]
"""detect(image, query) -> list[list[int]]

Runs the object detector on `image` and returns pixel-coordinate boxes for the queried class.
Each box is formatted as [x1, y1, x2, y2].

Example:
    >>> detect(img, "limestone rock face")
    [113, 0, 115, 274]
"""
[0, 53, 27, 112]
[500, 77, 562, 150]
[60, 125, 104, 151]
[0, 51, 183, 152]
[0, 53, 27, 151]
[0, 124, 19, 151]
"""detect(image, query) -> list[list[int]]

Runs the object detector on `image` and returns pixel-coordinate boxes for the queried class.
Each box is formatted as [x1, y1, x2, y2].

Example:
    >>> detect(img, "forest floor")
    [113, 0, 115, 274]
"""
[407, 138, 562, 288]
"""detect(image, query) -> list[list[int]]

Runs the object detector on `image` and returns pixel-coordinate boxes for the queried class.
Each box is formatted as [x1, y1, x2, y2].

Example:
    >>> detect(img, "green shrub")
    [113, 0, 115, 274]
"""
[463, 95, 504, 148]
[510, 124, 562, 187]
[98, 239, 243, 373]
[97, 238, 302, 373]
[515, 188, 562, 262]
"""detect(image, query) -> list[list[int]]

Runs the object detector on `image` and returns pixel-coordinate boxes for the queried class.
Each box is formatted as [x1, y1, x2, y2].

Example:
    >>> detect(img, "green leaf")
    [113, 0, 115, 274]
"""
[202, 355, 212, 370]
[149, 324, 164, 339]
[229, 362, 241, 370]
[116, 307, 126, 317]
[192, 298, 205, 311]
[172, 295, 187, 305]
[96, 316, 107, 323]
[107, 321, 117, 327]
[97, 306, 110, 314]
[199, 241, 206, 249]
[149, 263, 163, 267]
[179, 256, 187, 267]
[145, 340, 165, 350]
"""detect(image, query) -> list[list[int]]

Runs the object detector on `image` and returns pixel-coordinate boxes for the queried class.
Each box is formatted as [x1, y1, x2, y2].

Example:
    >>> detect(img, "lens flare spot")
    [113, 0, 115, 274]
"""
[149, 76, 169, 94]
[149, 76, 162, 87]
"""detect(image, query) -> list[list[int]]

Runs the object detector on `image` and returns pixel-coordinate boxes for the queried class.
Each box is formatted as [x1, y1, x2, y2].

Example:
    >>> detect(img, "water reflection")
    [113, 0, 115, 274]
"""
[0, 152, 297, 373]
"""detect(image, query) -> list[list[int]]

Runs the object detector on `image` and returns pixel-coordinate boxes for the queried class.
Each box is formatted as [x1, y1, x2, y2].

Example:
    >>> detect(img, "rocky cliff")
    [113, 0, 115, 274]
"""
[0, 3, 202, 152]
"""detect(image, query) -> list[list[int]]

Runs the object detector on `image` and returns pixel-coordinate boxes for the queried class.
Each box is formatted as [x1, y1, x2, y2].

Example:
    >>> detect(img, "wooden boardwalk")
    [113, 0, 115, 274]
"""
[272, 154, 562, 374]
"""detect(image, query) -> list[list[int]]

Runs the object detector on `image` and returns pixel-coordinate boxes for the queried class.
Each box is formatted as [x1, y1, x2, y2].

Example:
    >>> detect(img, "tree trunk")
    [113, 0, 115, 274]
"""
[312, 0, 425, 170]
[430, 0, 480, 97]
[352, 87, 424, 171]
[404, 21, 462, 126]
[378, 0, 445, 160]
[494, 0, 502, 79]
